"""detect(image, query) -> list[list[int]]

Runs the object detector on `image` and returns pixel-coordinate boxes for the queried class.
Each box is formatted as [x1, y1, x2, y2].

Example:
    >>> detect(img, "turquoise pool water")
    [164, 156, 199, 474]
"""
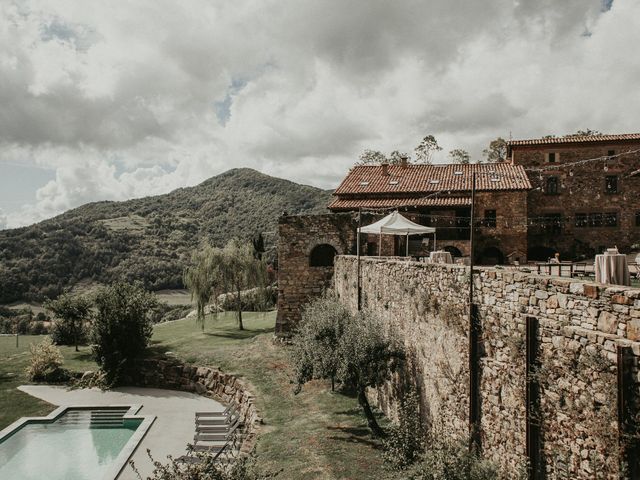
[0, 409, 143, 480]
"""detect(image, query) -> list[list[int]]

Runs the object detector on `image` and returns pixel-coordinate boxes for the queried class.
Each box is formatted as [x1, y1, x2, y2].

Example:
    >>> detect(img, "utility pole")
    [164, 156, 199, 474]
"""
[469, 172, 480, 453]
[357, 208, 362, 311]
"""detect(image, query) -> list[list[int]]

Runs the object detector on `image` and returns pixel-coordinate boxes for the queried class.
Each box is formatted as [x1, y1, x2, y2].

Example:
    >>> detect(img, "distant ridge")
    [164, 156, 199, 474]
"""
[0, 168, 332, 303]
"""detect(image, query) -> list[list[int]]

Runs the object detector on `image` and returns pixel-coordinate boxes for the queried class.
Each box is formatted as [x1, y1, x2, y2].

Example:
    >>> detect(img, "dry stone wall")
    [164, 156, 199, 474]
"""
[134, 356, 262, 455]
[334, 256, 640, 479]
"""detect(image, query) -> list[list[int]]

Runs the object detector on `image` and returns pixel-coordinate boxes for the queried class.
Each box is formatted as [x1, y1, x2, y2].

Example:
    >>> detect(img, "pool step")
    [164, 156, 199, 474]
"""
[56, 409, 129, 427]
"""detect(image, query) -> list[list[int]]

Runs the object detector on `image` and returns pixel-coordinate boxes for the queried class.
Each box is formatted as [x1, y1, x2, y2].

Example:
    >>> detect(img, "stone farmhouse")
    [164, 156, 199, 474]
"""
[276, 132, 640, 335]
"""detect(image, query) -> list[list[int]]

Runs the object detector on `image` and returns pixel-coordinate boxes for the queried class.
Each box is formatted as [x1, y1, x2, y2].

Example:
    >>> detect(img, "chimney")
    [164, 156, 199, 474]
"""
[381, 162, 389, 176]
[400, 155, 408, 168]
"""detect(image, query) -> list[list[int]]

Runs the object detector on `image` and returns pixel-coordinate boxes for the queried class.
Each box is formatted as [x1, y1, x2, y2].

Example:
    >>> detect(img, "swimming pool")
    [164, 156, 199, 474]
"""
[0, 405, 155, 480]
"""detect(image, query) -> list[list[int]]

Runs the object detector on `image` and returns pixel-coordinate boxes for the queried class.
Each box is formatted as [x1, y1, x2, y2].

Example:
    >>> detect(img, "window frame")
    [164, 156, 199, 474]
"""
[604, 175, 619, 194]
[545, 176, 560, 195]
[483, 209, 497, 228]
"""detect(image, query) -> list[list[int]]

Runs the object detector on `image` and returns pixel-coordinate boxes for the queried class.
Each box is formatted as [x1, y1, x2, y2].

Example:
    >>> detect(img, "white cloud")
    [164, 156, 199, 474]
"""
[0, 0, 639, 228]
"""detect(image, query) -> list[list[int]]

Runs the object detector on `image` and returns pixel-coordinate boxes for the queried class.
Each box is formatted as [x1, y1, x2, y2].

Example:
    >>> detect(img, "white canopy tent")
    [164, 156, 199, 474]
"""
[357, 211, 436, 257]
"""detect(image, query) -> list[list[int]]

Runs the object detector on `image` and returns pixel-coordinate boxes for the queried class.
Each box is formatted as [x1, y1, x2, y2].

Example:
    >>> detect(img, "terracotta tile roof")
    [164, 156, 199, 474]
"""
[328, 196, 472, 211]
[333, 163, 531, 196]
[507, 133, 640, 147]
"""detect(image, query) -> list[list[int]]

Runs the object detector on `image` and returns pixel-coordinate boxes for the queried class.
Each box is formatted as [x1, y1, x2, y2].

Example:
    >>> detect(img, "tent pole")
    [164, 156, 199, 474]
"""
[434, 232, 437, 252]
[406, 233, 409, 257]
[379, 232, 382, 256]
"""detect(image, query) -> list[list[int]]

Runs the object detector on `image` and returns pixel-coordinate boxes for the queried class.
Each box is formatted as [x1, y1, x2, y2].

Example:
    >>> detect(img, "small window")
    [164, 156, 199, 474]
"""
[636, 212, 640, 227]
[483, 210, 497, 228]
[605, 175, 618, 194]
[542, 213, 562, 234]
[603, 212, 618, 227]
[545, 176, 559, 194]
[608, 150, 615, 157]
[547, 152, 557, 163]
[575, 213, 588, 228]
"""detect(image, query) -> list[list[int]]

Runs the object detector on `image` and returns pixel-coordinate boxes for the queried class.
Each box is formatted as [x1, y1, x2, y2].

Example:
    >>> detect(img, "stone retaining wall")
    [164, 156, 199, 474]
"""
[134, 356, 262, 455]
[334, 256, 640, 479]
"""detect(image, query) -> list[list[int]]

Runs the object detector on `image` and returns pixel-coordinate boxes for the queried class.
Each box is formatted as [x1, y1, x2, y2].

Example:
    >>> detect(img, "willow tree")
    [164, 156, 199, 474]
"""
[183, 245, 223, 331]
[219, 238, 267, 330]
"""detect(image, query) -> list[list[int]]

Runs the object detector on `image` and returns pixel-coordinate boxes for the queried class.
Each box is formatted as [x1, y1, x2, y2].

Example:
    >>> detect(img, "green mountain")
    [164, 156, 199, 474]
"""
[0, 168, 332, 303]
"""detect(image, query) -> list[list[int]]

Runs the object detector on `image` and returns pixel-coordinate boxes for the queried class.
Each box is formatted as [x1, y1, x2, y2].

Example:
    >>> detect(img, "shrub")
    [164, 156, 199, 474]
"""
[131, 450, 264, 480]
[383, 389, 425, 470]
[91, 282, 158, 384]
[26, 338, 65, 382]
[402, 439, 499, 480]
[28, 321, 48, 335]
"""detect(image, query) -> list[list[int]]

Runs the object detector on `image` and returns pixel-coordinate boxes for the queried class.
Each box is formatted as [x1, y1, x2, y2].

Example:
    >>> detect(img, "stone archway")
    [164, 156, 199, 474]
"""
[309, 244, 339, 267]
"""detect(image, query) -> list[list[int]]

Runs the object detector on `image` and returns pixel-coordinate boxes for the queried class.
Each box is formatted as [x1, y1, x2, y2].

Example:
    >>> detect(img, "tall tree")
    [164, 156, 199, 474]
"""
[483, 137, 507, 163]
[218, 238, 267, 331]
[388, 150, 411, 164]
[91, 282, 157, 384]
[44, 293, 92, 352]
[567, 129, 602, 137]
[357, 149, 387, 165]
[414, 135, 442, 164]
[449, 149, 470, 164]
[183, 245, 223, 331]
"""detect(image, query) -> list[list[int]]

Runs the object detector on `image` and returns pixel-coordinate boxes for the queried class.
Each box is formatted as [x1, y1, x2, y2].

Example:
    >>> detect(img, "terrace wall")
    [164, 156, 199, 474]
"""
[334, 256, 640, 479]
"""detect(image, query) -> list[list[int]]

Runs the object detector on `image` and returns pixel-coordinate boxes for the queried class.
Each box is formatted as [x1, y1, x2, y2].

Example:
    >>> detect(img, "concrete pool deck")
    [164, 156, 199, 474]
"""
[19, 385, 225, 479]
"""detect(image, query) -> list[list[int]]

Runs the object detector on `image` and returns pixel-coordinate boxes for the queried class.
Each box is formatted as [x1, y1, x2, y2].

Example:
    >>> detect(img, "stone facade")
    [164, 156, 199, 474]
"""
[135, 355, 262, 455]
[334, 256, 640, 479]
[275, 213, 361, 336]
[510, 140, 640, 259]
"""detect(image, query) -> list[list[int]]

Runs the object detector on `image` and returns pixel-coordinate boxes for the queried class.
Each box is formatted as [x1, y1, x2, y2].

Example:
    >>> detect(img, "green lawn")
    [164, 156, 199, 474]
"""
[1, 312, 389, 479]
[0, 335, 97, 429]
[152, 312, 389, 479]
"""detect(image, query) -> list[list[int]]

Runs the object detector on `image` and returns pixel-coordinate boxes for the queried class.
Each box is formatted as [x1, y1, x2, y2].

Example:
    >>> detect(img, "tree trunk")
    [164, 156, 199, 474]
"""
[237, 285, 244, 330]
[74, 321, 79, 352]
[357, 388, 383, 436]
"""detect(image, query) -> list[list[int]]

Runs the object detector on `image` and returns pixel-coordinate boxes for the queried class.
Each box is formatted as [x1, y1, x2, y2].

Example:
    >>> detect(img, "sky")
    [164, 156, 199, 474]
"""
[0, 0, 638, 229]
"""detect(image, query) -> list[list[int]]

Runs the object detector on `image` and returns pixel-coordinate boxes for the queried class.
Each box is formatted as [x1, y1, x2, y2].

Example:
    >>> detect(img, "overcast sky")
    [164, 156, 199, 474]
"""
[0, 0, 638, 229]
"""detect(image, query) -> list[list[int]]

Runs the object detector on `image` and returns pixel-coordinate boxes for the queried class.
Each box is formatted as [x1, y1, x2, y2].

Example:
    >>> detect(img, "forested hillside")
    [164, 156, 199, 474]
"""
[0, 168, 332, 303]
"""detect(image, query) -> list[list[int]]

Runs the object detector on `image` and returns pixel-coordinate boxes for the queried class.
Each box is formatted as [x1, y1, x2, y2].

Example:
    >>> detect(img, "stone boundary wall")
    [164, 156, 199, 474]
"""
[134, 356, 262, 455]
[334, 256, 640, 479]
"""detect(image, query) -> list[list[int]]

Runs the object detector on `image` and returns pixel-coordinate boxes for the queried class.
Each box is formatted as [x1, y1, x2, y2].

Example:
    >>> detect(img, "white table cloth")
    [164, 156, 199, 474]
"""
[594, 253, 630, 286]
[429, 251, 454, 264]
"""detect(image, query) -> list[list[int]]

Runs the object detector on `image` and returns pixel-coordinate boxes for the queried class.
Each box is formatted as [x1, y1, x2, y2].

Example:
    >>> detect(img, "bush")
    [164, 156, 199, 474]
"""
[26, 338, 65, 382]
[28, 321, 48, 335]
[91, 282, 158, 384]
[383, 389, 425, 470]
[131, 450, 265, 480]
[402, 439, 500, 480]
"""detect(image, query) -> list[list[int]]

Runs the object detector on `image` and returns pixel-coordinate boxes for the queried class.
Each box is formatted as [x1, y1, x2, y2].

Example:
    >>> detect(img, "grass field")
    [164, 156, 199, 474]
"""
[152, 312, 389, 479]
[1, 311, 389, 479]
[0, 335, 97, 429]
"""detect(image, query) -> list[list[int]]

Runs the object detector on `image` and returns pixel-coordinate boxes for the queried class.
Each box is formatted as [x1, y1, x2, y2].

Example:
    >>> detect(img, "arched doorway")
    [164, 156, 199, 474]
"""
[309, 244, 338, 267]
[528, 245, 557, 262]
[443, 246, 462, 258]
[477, 246, 504, 265]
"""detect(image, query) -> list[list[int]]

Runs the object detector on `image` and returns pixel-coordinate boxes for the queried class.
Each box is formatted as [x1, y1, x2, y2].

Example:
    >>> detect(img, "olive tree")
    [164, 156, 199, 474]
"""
[44, 292, 92, 351]
[91, 282, 157, 384]
[291, 294, 404, 436]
